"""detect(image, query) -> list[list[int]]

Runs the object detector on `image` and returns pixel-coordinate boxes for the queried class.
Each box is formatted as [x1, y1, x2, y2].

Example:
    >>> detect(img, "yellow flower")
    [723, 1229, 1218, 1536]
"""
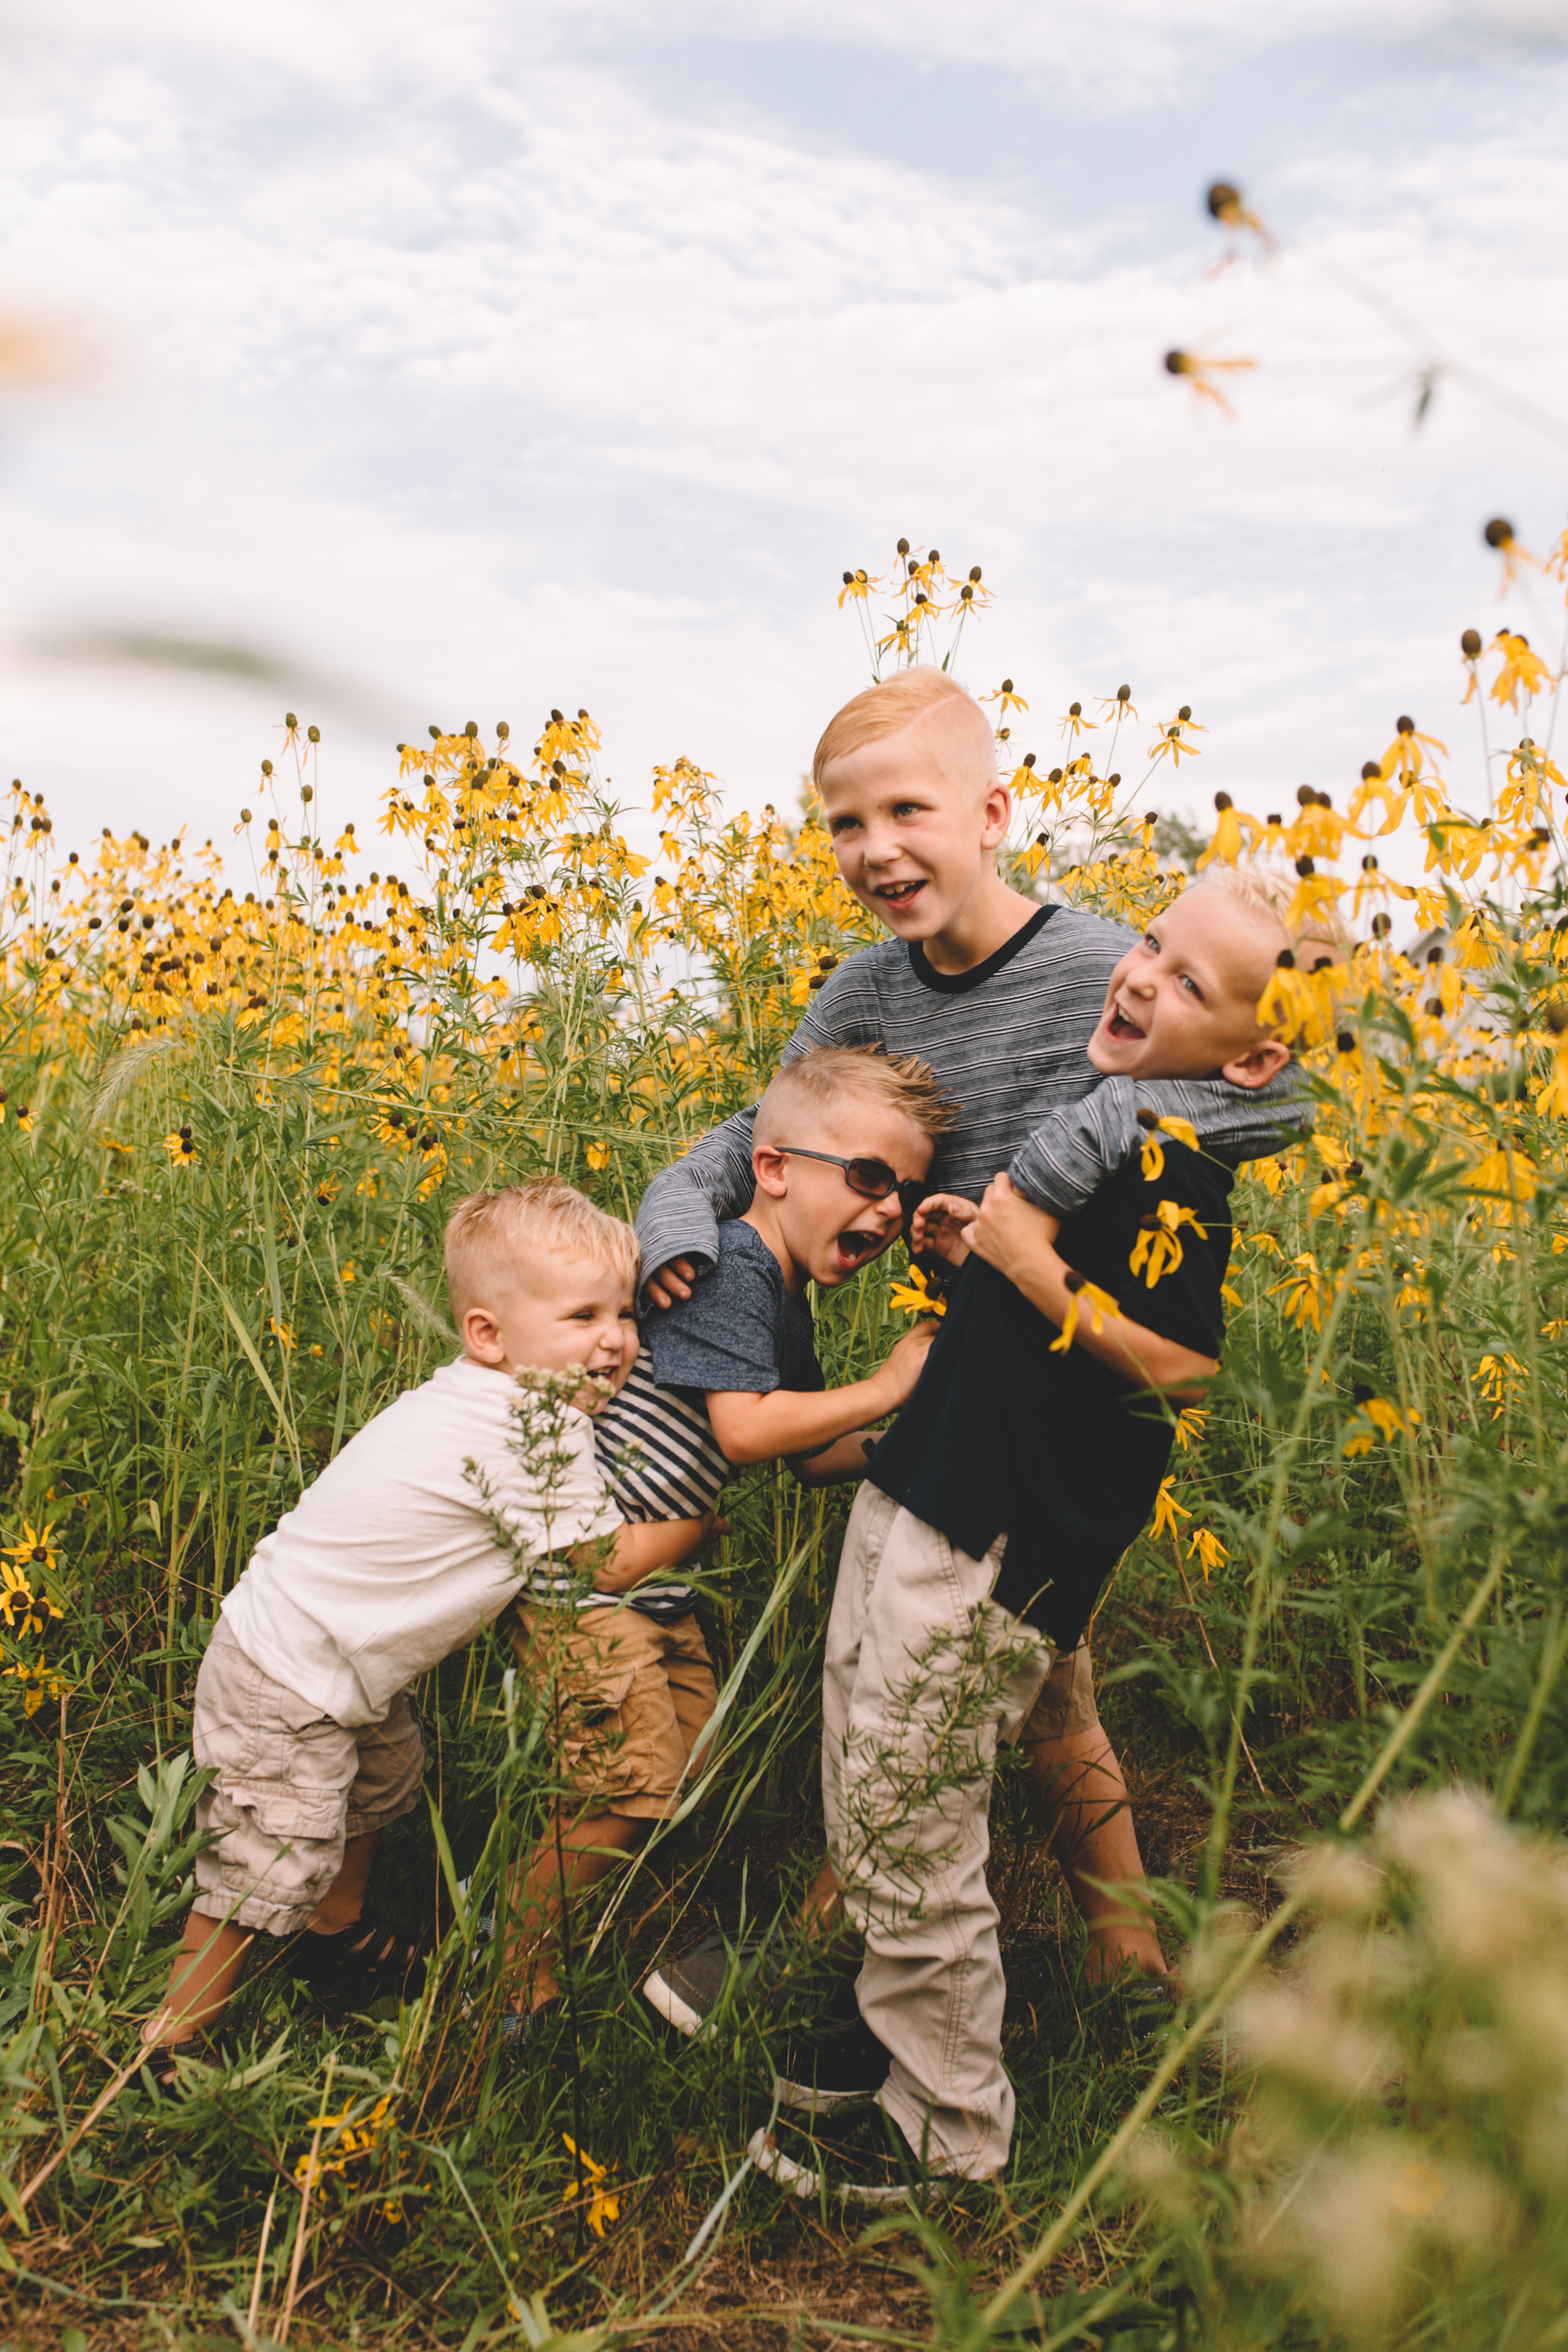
[1138, 1113, 1199, 1182]
[4, 1661, 72, 1718]
[1174, 1406, 1208, 1450]
[1049, 1273, 1120, 1354]
[4, 1521, 60, 1579]
[269, 1318, 295, 1350]
[0, 1557, 63, 1637]
[163, 1126, 197, 1169]
[340, 1262, 356, 1283]
[1473, 1353, 1526, 1420]
[1267, 1252, 1326, 1332]
[1162, 349, 1255, 416]
[1464, 1147, 1539, 1202]
[584, 1142, 610, 1171]
[1151, 1477, 1192, 1540]
[562, 2136, 621, 2236]
[1187, 1526, 1228, 1579]
[1343, 1393, 1421, 1457]
[1129, 1199, 1207, 1288]
[1485, 630, 1550, 713]
[889, 1263, 946, 1318]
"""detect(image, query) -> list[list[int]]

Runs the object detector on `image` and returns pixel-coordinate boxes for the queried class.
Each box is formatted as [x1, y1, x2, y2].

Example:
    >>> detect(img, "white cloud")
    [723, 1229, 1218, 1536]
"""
[0, 0, 1564, 885]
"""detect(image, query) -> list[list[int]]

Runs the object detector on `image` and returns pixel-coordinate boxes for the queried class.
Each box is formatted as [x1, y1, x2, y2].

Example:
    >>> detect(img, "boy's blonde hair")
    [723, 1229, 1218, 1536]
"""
[443, 1180, 639, 1323]
[1184, 862, 1291, 933]
[812, 667, 996, 796]
[754, 1045, 956, 1150]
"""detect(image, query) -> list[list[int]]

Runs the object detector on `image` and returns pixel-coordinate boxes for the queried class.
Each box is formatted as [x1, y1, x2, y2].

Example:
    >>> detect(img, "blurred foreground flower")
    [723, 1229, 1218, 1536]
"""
[1163, 349, 1256, 417]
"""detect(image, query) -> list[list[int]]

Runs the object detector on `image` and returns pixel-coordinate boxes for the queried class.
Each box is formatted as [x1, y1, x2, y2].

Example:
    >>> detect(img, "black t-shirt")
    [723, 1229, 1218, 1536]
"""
[866, 1142, 1236, 1651]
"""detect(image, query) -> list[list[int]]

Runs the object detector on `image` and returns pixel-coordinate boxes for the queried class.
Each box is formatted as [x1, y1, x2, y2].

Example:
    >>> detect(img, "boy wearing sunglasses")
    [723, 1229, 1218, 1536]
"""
[636, 665, 1303, 2055]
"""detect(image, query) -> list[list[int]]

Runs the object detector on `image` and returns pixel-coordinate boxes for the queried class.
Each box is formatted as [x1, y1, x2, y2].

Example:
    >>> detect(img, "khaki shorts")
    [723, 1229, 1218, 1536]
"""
[509, 1603, 719, 1820]
[1012, 1641, 1101, 1745]
[190, 1619, 425, 1936]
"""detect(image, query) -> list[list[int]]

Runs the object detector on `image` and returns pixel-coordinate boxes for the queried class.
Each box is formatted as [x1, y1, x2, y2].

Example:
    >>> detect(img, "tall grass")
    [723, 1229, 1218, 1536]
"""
[5, 549, 1568, 2345]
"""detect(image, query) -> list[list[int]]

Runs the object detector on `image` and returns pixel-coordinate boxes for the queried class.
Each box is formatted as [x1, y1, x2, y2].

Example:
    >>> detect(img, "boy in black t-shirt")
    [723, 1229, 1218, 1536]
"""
[751, 867, 1294, 2201]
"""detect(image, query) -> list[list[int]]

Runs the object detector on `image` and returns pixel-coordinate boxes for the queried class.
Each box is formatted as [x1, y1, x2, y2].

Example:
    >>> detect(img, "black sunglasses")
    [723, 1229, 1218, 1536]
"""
[773, 1147, 929, 1228]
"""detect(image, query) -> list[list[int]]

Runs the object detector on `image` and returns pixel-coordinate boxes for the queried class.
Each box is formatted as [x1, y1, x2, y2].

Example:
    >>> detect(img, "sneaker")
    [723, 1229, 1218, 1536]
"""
[643, 1924, 855, 2040]
[773, 2016, 891, 2114]
[749, 2105, 984, 2210]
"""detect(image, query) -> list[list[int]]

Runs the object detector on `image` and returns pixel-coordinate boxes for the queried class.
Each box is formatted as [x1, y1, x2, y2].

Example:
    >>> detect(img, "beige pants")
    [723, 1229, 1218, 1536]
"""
[822, 1483, 1054, 2180]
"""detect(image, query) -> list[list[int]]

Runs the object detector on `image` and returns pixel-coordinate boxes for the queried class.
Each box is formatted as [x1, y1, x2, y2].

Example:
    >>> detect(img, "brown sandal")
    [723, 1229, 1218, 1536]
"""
[142, 2031, 210, 2091]
[292, 1915, 425, 2007]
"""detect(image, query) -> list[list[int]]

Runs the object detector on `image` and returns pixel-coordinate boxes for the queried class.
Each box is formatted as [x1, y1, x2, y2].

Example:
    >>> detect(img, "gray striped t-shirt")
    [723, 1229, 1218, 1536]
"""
[635, 903, 1307, 1292]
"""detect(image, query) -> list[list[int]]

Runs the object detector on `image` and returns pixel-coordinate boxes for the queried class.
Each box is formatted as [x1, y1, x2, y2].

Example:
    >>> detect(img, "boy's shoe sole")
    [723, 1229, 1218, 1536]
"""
[748, 2109, 988, 2211]
[773, 2016, 891, 2114]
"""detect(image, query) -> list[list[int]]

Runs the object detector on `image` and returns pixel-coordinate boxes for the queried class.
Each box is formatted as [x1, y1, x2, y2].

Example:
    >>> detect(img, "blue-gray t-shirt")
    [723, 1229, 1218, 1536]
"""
[646, 1218, 824, 1403]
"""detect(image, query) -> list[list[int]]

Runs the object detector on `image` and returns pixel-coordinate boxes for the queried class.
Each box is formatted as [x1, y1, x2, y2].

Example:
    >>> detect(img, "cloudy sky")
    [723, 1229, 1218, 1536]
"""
[2, 0, 1566, 871]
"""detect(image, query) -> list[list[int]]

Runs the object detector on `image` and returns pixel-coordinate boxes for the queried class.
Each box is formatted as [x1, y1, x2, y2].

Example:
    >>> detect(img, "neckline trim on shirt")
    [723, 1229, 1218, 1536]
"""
[906, 903, 1056, 996]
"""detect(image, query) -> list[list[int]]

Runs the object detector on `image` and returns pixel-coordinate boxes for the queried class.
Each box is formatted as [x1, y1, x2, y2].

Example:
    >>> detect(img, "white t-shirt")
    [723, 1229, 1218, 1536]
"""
[221, 1355, 622, 1726]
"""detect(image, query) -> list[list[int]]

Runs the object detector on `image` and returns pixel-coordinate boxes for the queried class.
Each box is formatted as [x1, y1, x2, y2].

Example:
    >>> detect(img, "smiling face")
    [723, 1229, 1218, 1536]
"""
[1089, 885, 1293, 1089]
[750, 1098, 936, 1293]
[817, 718, 1012, 951]
[461, 1253, 639, 1409]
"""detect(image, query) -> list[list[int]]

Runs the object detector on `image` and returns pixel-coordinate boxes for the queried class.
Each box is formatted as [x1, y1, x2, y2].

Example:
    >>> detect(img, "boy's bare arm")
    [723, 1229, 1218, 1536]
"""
[789, 1429, 885, 1486]
[706, 1324, 936, 1468]
[569, 1513, 714, 1595]
[964, 1174, 1216, 1401]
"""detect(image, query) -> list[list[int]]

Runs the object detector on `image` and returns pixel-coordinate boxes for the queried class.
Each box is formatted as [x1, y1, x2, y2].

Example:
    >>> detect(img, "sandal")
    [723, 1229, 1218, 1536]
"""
[141, 2031, 210, 2091]
[291, 1914, 425, 2007]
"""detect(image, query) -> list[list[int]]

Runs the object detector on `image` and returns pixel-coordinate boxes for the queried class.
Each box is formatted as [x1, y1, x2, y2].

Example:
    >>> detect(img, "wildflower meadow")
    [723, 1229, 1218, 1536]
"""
[7, 535, 1568, 2349]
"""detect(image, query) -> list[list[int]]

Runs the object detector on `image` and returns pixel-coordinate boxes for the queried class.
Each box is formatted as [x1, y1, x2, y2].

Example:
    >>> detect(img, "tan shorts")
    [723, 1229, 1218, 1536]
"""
[509, 1603, 719, 1820]
[1012, 1641, 1101, 1744]
[190, 1619, 425, 1936]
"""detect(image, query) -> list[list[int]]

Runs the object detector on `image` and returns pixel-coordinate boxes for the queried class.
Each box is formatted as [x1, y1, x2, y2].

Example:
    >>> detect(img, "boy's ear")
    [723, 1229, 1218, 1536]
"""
[978, 778, 1012, 852]
[1221, 1037, 1292, 1090]
[752, 1143, 790, 1200]
[462, 1303, 507, 1365]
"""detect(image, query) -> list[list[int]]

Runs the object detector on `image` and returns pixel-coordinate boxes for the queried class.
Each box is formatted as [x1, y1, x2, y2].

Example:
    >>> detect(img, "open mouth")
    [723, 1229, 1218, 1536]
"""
[1107, 1004, 1147, 1040]
[835, 1227, 883, 1271]
[875, 880, 925, 911]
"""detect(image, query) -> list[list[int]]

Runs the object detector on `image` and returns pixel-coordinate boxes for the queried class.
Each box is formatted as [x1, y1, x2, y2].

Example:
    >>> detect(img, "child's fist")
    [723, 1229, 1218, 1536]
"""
[910, 1192, 981, 1265]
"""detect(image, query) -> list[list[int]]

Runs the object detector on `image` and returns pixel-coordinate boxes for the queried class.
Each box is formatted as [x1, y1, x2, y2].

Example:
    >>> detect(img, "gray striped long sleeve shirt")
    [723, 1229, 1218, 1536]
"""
[635, 903, 1307, 1290]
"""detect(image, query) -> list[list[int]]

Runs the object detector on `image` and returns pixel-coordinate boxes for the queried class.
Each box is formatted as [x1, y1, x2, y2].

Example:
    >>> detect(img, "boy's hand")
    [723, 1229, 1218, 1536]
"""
[872, 1319, 939, 1409]
[645, 1257, 698, 1309]
[910, 1193, 981, 1265]
[964, 1171, 1061, 1282]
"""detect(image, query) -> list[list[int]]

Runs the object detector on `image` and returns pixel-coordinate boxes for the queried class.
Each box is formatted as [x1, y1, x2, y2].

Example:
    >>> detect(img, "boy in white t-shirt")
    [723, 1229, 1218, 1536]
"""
[142, 1182, 709, 2086]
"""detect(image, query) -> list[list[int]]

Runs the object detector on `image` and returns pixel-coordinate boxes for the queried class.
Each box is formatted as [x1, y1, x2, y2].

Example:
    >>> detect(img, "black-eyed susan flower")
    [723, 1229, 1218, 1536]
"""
[1049, 1271, 1120, 1356]
[1129, 1199, 1207, 1288]
[1163, 348, 1256, 416]
[163, 1125, 197, 1169]
[562, 2136, 621, 2237]
[1187, 1526, 1229, 1579]
[889, 1263, 945, 1318]
[1150, 1477, 1192, 1541]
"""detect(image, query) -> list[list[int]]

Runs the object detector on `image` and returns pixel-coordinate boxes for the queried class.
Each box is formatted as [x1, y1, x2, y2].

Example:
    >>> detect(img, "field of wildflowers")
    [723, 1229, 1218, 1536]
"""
[5, 537, 1568, 2348]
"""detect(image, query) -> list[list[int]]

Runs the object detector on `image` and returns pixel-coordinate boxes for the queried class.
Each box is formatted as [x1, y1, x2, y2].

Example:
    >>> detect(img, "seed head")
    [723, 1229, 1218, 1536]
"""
[1022, 752, 1036, 768]
[1546, 1002, 1568, 1035]
[306, 724, 319, 743]
[1461, 628, 1482, 658]
[1178, 705, 1192, 722]
[1371, 912, 1391, 937]
[301, 785, 313, 804]
[1361, 760, 1380, 780]
[1206, 180, 1241, 220]
[1396, 715, 1414, 735]
[1276, 948, 1296, 969]
[1337, 1031, 1356, 1054]
[1295, 856, 1315, 876]
[1483, 517, 1514, 549]
[1297, 784, 1315, 806]
[897, 538, 910, 555]
[969, 566, 982, 582]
